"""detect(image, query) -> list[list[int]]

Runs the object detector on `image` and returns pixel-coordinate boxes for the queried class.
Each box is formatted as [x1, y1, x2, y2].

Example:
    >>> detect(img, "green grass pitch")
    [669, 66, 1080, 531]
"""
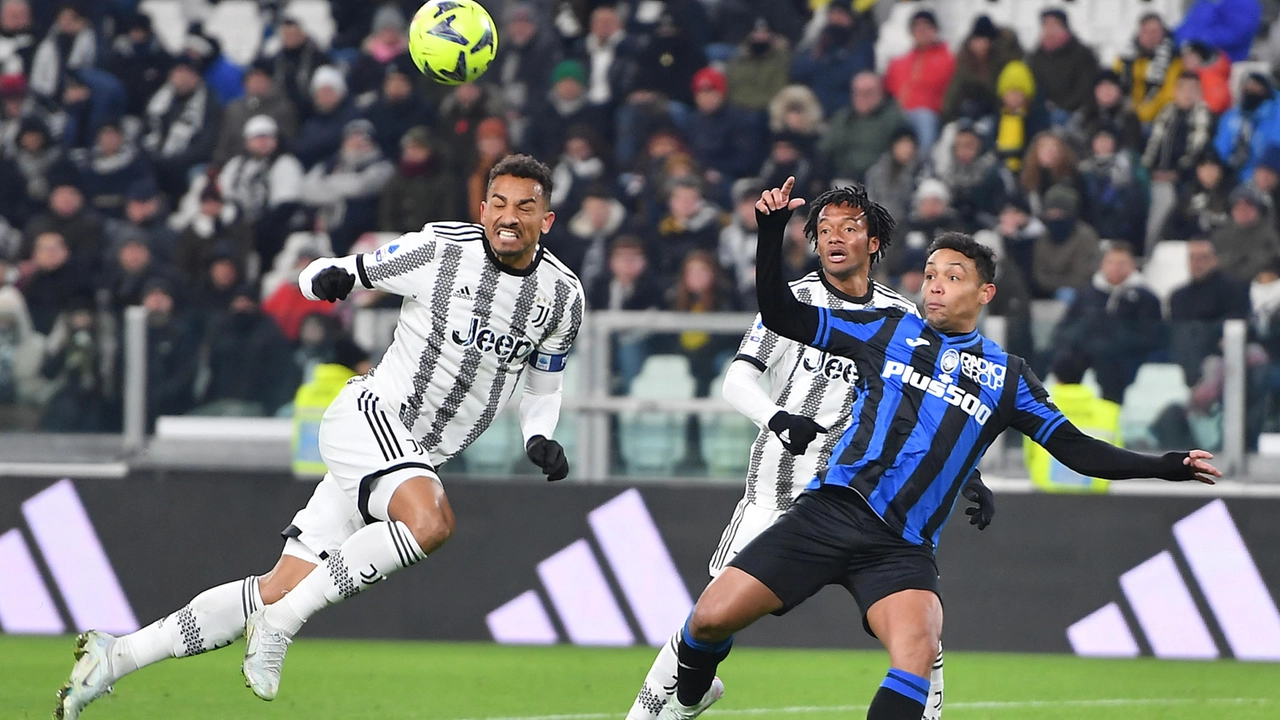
[3, 636, 1277, 719]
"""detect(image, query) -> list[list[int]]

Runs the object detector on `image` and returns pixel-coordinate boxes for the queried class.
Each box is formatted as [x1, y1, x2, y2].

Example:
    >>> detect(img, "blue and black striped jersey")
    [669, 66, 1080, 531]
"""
[753, 206, 1197, 549]
[805, 306, 1061, 546]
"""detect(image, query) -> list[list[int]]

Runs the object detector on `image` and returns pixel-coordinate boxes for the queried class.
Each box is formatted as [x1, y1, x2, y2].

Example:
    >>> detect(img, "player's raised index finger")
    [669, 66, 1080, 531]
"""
[782, 176, 795, 197]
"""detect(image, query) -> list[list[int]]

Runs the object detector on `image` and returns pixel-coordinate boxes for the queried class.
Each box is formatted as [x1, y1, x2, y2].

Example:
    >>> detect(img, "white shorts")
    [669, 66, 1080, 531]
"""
[283, 382, 437, 560]
[707, 498, 787, 579]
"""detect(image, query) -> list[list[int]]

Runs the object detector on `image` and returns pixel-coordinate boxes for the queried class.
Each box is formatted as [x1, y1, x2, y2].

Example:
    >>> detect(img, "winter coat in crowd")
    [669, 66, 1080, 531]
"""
[931, 149, 1008, 232]
[378, 153, 458, 233]
[1163, 171, 1232, 240]
[1175, 0, 1261, 63]
[77, 139, 154, 218]
[104, 25, 172, 116]
[363, 90, 436, 161]
[23, 206, 105, 269]
[202, 302, 299, 414]
[1214, 85, 1280, 182]
[58, 68, 129, 155]
[551, 196, 627, 289]
[790, 17, 876, 117]
[1142, 101, 1216, 176]
[28, 21, 96, 102]
[1212, 216, 1280, 283]
[648, 202, 726, 284]
[174, 214, 254, 283]
[1028, 34, 1100, 113]
[1055, 268, 1165, 402]
[1065, 95, 1145, 155]
[1078, 151, 1148, 248]
[291, 97, 359, 169]
[0, 16, 35, 77]
[300, 142, 394, 253]
[884, 41, 956, 114]
[0, 286, 45, 408]
[883, 207, 965, 279]
[1032, 218, 1102, 297]
[863, 152, 923, 227]
[1171, 268, 1251, 322]
[687, 103, 766, 182]
[627, 17, 706, 107]
[264, 36, 329, 117]
[212, 88, 300, 167]
[941, 26, 1023, 124]
[725, 36, 792, 112]
[494, 24, 562, 120]
[142, 78, 221, 192]
[523, 92, 609, 165]
[1115, 34, 1183, 123]
[819, 97, 906, 181]
[21, 257, 94, 336]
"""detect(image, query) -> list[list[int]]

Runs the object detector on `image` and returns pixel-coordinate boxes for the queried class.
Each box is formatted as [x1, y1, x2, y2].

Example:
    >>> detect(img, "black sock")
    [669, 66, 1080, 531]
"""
[675, 628, 732, 707]
[866, 668, 929, 720]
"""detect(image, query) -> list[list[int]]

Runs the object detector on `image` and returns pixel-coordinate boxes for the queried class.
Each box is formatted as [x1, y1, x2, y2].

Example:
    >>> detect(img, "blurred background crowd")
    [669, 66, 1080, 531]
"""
[1, 0, 1280, 458]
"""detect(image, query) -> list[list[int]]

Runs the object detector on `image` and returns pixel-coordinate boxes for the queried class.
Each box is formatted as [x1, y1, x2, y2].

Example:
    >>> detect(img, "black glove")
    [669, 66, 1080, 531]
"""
[767, 411, 826, 456]
[526, 435, 569, 482]
[312, 266, 356, 303]
[962, 474, 995, 530]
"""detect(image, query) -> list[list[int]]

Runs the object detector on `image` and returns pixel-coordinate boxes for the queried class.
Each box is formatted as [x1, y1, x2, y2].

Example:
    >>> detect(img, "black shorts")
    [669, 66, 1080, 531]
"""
[728, 484, 940, 636]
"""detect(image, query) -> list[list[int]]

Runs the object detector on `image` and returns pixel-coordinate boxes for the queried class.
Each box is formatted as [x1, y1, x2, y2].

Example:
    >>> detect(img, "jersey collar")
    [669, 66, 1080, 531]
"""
[481, 233, 544, 277]
[938, 328, 981, 346]
[819, 271, 876, 305]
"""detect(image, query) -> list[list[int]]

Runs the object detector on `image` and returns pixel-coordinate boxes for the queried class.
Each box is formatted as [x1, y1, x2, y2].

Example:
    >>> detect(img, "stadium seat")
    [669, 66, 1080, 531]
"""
[1143, 240, 1191, 315]
[618, 355, 694, 475]
[1029, 299, 1068, 355]
[699, 361, 760, 476]
[1119, 362, 1190, 446]
[138, 0, 188, 54]
[283, 0, 337, 50]
[204, 0, 263, 67]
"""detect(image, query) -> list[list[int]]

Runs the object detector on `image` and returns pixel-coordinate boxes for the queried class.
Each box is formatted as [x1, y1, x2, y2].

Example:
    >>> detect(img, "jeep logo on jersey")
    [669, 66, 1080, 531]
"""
[882, 360, 993, 426]
[801, 348, 857, 383]
[961, 353, 1005, 391]
[452, 318, 534, 362]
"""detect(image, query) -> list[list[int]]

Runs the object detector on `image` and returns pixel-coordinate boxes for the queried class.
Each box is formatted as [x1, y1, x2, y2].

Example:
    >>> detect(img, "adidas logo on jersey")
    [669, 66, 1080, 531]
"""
[1068, 500, 1280, 661]
[0, 480, 138, 635]
[486, 489, 692, 646]
[453, 285, 473, 300]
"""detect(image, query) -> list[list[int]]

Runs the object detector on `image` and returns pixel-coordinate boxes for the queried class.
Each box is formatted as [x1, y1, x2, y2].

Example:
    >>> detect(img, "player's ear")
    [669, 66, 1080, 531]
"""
[868, 235, 880, 256]
[540, 210, 556, 234]
[978, 282, 997, 305]
[479, 199, 488, 219]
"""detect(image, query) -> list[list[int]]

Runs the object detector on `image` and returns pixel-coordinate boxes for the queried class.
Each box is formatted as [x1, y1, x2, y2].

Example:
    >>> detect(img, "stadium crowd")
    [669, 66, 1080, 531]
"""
[0, 0, 1277, 448]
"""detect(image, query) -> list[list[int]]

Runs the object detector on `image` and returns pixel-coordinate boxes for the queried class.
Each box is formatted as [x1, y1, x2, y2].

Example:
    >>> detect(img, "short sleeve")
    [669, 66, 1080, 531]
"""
[733, 314, 783, 371]
[357, 228, 438, 297]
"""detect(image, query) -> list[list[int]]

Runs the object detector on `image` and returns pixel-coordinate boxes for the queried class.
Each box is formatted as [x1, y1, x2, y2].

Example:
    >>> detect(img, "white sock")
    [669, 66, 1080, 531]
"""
[923, 643, 944, 720]
[265, 521, 426, 635]
[109, 577, 261, 682]
[626, 629, 681, 720]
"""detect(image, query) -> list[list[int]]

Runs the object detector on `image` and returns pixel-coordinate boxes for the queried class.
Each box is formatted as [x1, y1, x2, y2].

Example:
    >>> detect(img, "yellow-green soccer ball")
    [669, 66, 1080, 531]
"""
[408, 0, 498, 85]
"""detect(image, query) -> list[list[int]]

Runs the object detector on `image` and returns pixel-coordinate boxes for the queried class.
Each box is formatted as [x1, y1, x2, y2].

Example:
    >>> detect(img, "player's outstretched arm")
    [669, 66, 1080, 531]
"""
[1040, 422, 1220, 484]
[754, 177, 820, 345]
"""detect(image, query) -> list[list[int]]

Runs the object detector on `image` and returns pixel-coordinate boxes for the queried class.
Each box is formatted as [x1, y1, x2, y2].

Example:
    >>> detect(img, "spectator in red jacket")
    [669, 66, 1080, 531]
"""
[883, 9, 955, 154]
[1181, 40, 1232, 115]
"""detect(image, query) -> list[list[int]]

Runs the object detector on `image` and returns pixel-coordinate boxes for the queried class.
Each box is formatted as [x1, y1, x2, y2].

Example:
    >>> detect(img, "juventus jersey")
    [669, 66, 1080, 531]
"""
[349, 222, 584, 467]
[733, 273, 918, 511]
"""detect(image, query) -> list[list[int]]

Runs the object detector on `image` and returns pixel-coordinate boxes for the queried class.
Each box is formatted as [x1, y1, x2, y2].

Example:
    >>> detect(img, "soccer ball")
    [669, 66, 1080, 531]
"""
[408, 0, 499, 86]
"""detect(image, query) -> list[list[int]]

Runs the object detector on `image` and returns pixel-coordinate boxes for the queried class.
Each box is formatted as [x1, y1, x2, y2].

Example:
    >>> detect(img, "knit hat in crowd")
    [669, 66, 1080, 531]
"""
[551, 60, 587, 87]
[910, 9, 938, 30]
[692, 67, 728, 95]
[1230, 183, 1270, 210]
[915, 178, 950, 206]
[243, 114, 278, 139]
[343, 118, 375, 139]
[401, 125, 432, 149]
[371, 5, 406, 34]
[310, 65, 347, 97]
[1044, 184, 1080, 214]
[970, 15, 998, 40]
[1041, 8, 1069, 28]
[996, 60, 1035, 99]
[1095, 68, 1122, 88]
[0, 73, 26, 99]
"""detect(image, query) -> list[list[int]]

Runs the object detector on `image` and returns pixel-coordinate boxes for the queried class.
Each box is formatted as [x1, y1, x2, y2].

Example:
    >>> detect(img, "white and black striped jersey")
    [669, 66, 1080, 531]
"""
[348, 222, 584, 467]
[734, 273, 919, 511]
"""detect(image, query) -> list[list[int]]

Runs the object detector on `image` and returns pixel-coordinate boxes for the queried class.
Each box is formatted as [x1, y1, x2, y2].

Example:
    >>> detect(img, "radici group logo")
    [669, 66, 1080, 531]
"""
[0, 479, 138, 635]
[1068, 499, 1280, 661]
[486, 489, 692, 646]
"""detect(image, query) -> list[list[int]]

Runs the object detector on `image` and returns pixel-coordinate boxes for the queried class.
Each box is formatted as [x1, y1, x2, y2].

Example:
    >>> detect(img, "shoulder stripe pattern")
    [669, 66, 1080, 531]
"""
[399, 243, 464, 430]
[420, 254, 504, 450]
[366, 237, 439, 285]
[429, 222, 485, 240]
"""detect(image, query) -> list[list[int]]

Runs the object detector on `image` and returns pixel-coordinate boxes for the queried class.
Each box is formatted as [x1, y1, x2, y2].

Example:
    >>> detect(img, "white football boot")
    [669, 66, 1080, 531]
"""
[53, 631, 116, 719]
[655, 677, 725, 719]
[241, 609, 292, 700]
